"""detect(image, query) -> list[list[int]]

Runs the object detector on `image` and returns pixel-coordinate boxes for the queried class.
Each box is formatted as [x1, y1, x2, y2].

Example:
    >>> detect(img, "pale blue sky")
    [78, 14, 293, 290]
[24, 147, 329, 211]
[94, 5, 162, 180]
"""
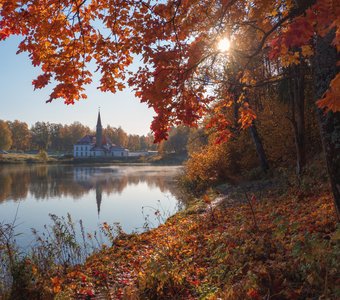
[0, 37, 154, 135]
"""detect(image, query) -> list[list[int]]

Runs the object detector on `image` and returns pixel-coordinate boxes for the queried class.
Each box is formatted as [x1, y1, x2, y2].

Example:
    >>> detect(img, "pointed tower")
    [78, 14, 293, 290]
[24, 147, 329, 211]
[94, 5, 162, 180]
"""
[96, 109, 103, 147]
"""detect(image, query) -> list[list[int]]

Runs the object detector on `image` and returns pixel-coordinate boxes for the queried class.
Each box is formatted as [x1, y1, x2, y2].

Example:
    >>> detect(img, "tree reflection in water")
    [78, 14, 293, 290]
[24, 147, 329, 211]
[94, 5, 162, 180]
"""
[0, 165, 182, 216]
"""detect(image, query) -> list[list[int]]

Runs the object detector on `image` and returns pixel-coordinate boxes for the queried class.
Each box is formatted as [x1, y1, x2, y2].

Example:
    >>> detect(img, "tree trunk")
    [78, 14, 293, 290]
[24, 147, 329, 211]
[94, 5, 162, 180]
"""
[291, 65, 306, 175]
[249, 123, 270, 172]
[314, 31, 340, 220]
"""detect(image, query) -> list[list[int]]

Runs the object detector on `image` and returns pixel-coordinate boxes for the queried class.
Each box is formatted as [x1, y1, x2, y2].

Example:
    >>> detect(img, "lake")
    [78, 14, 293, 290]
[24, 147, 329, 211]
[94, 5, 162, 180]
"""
[0, 164, 182, 248]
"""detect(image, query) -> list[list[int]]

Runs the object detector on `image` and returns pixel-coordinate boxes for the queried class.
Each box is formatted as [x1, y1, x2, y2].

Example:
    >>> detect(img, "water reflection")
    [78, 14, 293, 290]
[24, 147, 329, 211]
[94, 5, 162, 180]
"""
[0, 165, 181, 217]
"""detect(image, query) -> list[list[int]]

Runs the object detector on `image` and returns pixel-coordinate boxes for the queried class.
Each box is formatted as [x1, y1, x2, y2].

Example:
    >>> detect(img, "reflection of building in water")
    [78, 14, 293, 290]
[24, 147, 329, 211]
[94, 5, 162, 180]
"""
[73, 111, 129, 158]
[0, 165, 182, 212]
[96, 185, 102, 216]
[73, 167, 97, 182]
[73, 167, 109, 216]
[73, 167, 126, 216]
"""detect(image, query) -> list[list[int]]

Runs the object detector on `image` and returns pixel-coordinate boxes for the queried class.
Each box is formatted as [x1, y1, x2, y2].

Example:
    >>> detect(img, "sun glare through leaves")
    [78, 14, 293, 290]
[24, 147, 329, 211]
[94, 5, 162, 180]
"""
[217, 37, 231, 52]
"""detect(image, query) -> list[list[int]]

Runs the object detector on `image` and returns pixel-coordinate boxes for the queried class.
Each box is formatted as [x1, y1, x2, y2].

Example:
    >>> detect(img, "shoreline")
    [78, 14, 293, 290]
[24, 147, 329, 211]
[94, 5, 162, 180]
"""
[1, 158, 339, 299]
[0, 153, 187, 166]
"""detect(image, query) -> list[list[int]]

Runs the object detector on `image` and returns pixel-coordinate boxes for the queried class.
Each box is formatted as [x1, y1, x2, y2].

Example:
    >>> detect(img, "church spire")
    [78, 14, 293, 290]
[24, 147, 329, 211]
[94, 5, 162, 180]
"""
[96, 108, 103, 147]
[96, 108, 102, 128]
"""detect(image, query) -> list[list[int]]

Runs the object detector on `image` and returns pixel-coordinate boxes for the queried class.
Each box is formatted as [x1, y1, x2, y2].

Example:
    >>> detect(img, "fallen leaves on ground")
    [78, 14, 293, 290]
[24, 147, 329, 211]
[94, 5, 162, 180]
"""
[45, 189, 339, 299]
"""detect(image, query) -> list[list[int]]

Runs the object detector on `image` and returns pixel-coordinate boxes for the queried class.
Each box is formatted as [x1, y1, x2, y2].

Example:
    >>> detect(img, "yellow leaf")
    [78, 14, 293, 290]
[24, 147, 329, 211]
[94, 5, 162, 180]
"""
[301, 45, 313, 57]
[271, 9, 278, 17]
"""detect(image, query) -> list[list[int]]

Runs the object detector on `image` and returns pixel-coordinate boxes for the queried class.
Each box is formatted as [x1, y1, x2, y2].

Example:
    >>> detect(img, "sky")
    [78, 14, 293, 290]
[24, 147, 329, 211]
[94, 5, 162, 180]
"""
[0, 37, 155, 135]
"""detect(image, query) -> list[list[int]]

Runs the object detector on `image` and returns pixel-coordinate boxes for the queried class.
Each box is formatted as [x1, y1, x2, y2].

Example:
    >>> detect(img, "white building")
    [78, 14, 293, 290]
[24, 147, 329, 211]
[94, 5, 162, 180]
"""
[73, 112, 129, 158]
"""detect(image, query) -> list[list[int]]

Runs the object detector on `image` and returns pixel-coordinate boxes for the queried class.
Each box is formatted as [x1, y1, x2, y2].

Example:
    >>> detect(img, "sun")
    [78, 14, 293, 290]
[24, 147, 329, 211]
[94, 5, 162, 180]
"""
[217, 37, 231, 52]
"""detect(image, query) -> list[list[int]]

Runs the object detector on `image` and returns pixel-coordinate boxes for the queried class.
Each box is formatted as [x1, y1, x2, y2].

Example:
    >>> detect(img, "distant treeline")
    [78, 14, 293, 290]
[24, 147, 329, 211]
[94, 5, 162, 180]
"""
[0, 120, 161, 153]
[0, 119, 203, 155]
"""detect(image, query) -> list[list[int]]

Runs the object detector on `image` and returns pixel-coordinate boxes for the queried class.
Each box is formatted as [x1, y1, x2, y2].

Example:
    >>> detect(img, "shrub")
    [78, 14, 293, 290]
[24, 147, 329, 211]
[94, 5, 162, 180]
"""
[181, 131, 257, 194]
[37, 149, 49, 161]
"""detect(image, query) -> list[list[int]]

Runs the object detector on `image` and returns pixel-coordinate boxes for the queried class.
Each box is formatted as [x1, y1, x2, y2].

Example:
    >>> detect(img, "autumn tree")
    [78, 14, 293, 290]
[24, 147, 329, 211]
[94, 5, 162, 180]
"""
[269, 0, 339, 215]
[105, 126, 128, 145]
[8, 120, 31, 151]
[0, 120, 12, 151]
[146, 133, 158, 151]
[116, 127, 128, 148]
[58, 126, 74, 151]
[104, 125, 117, 145]
[68, 122, 91, 145]
[276, 66, 306, 174]
[127, 134, 141, 151]
[162, 126, 190, 154]
[0, 0, 339, 216]
[57, 122, 91, 151]
[139, 135, 149, 151]
[30, 122, 51, 150]
[313, 30, 340, 217]
[187, 128, 209, 155]
[49, 123, 64, 152]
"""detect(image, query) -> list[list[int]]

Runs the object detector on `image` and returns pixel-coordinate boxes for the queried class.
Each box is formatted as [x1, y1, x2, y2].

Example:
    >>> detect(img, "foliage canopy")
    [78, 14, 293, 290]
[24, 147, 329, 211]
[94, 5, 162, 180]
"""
[0, 0, 339, 140]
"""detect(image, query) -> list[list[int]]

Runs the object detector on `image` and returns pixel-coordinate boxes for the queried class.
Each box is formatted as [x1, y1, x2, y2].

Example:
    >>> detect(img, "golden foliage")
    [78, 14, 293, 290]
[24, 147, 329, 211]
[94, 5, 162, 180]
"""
[183, 130, 258, 191]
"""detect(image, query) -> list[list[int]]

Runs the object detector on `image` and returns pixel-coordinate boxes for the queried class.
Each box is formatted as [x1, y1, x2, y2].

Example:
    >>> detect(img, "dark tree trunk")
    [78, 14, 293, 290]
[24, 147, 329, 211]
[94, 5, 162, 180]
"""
[290, 65, 306, 175]
[233, 98, 240, 130]
[314, 31, 340, 220]
[249, 123, 269, 172]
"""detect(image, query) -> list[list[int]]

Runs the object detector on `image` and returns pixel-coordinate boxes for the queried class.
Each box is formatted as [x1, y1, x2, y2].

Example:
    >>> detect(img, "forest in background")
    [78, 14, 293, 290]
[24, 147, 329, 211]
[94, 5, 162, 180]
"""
[0, 120, 159, 152]
[0, 119, 203, 156]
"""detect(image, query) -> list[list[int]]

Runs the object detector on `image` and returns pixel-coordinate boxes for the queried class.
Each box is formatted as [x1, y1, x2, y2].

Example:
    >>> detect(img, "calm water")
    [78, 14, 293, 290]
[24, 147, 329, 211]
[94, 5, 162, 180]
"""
[0, 164, 181, 247]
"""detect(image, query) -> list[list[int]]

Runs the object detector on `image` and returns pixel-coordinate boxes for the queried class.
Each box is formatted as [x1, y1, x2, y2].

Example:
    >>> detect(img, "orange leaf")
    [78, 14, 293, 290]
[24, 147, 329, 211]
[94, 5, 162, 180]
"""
[203, 194, 212, 204]
[317, 73, 340, 112]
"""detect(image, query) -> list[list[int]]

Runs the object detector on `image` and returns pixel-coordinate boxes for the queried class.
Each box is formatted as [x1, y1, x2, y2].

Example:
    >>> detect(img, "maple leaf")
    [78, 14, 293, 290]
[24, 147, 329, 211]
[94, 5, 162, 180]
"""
[32, 74, 52, 90]
[316, 73, 340, 112]
[0, 27, 10, 41]
[301, 45, 314, 57]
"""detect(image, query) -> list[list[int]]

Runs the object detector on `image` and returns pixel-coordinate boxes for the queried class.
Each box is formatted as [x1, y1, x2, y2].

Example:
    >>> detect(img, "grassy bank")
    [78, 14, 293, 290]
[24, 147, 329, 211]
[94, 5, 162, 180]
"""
[0, 153, 187, 166]
[6, 173, 338, 300]
[142, 152, 188, 165]
[0, 153, 58, 164]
